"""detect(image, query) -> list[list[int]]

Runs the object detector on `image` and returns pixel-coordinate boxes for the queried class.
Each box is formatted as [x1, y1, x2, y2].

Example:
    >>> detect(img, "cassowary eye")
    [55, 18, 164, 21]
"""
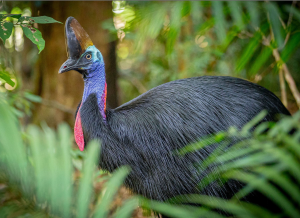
[86, 54, 92, 60]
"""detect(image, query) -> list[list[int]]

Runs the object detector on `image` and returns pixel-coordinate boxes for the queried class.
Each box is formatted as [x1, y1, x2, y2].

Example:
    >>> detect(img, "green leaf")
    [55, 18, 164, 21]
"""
[245, 2, 259, 29]
[21, 26, 45, 53]
[212, 1, 226, 43]
[0, 21, 13, 43]
[0, 70, 15, 87]
[241, 110, 268, 133]
[0, 14, 21, 20]
[28, 16, 62, 24]
[228, 2, 244, 30]
[113, 198, 139, 218]
[23, 92, 42, 103]
[93, 166, 130, 218]
[284, 5, 300, 25]
[249, 46, 272, 76]
[141, 198, 223, 218]
[281, 32, 300, 63]
[265, 3, 285, 49]
[227, 171, 300, 218]
[76, 140, 100, 218]
[7, 14, 22, 19]
[236, 32, 261, 72]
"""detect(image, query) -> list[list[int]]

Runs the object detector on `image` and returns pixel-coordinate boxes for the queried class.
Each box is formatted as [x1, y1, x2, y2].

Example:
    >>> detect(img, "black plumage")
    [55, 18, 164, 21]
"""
[79, 76, 290, 201]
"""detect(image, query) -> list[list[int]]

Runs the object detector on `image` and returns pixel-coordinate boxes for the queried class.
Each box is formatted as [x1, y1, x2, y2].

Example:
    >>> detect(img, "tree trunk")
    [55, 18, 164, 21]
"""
[30, 1, 118, 127]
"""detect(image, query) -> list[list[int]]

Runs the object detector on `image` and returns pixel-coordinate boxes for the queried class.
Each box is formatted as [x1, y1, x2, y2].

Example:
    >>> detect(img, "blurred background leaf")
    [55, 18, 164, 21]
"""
[1, 1, 300, 218]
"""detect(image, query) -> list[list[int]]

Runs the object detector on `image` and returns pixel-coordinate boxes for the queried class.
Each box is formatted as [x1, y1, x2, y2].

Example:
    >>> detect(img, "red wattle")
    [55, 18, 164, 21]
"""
[74, 106, 85, 151]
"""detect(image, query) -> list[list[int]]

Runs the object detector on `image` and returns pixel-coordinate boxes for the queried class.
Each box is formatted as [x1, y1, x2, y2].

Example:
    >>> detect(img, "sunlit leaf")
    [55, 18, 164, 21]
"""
[0, 70, 15, 87]
[29, 16, 62, 24]
[21, 26, 45, 53]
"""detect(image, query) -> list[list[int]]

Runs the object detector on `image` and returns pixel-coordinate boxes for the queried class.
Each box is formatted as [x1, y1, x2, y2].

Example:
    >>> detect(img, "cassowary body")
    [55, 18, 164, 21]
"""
[59, 17, 290, 205]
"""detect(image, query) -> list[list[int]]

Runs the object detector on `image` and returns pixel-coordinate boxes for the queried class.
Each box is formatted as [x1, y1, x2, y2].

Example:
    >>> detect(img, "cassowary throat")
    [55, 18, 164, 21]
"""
[58, 17, 107, 150]
[75, 46, 107, 151]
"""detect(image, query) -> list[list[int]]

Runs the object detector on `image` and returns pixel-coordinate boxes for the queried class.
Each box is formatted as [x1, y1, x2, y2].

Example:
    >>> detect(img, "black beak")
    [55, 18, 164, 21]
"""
[58, 17, 93, 74]
[58, 58, 77, 74]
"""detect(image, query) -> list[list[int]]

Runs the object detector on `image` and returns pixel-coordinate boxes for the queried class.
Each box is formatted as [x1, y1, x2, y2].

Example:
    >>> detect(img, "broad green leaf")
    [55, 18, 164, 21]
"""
[265, 3, 285, 48]
[29, 16, 62, 24]
[0, 70, 15, 87]
[0, 21, 13, 42]
[21, 26, 45, 53]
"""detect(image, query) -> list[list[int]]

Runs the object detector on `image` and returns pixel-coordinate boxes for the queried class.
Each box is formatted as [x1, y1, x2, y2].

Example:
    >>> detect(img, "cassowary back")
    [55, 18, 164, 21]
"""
[80, 76, 290, 201]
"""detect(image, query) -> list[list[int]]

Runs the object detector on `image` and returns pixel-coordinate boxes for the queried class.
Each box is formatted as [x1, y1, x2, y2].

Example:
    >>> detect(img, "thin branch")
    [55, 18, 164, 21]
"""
[272, 49, 300, 109]
[253, 62, 276, 83]
[120, 74, 148, 94]
[281, 1, 297, 49]
[279, 68, 287, 107]
[40, 99, 75, 114]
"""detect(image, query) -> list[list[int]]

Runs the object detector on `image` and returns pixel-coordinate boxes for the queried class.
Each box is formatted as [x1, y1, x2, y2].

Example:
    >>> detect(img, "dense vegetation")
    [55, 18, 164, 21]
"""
[1, 1, 300, 217]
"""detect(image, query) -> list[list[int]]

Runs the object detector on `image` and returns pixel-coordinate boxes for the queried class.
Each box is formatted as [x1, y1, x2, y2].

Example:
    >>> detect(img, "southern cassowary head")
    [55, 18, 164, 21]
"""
[58, 16, 104, 80]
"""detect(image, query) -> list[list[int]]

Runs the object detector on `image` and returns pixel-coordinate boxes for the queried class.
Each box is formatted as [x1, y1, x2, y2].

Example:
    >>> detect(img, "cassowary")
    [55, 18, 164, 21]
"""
[59, 17, 290, 211]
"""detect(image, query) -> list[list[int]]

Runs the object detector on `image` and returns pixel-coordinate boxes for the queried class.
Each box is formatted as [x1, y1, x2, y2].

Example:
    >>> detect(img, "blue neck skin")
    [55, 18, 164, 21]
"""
[82, 61, 107, 121]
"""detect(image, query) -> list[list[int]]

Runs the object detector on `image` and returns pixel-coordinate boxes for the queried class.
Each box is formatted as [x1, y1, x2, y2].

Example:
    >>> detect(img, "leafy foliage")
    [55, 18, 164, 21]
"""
[0, 14, 61, 52]
[0, 12, 61, 107]
[110, 2, 300, 110]
[0, 95, 138, 218]
[1, 91, 300, 217]
[1, 2, 300, 218]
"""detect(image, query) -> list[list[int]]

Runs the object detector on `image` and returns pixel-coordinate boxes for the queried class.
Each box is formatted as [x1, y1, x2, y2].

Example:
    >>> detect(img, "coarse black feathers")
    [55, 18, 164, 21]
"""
[79, 76, 290, 202]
